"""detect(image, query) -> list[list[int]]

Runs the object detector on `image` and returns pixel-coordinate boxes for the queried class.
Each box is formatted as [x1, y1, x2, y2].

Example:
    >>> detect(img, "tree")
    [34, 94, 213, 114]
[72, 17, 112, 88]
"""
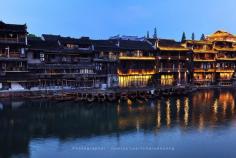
[147, 31, 150, 38]
[181, 32, 186, 42]
[153, 27, 157, 39]
[28, 34, 37, 38]
[200, 34, 205, 40]
[191, 32, 195, 41]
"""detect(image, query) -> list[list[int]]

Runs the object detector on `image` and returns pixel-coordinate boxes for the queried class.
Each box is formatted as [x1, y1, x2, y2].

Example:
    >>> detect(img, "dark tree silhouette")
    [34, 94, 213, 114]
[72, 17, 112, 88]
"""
[147, 31, 150, 38]
[181, 32, 186, 42]
[153, 27, 157, 39]
[200, 34, 205, 40]
[191, 32, 195, 40]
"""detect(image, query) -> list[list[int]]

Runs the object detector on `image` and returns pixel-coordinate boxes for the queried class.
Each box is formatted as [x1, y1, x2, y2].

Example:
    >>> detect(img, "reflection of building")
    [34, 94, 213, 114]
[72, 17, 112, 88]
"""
[0, 89, 236, 158]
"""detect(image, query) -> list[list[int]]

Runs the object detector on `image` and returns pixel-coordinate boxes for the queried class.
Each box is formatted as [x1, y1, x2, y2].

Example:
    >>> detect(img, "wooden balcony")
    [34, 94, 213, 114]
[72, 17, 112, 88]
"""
[0, 38, 26, 44]
[216, 68, 235, 73]
[159, 68, 188, 72]
[94, 56, 118, 62]
[118, 69, 156, 75]
[216, 57, 236, 61]
[28, 63, 95, 70]
[193, 49, 216, 53]
[158, 56, 187, 60]
[193, 58, 215, 62]
[119, 56, 155, 60]
[193, 80, 214, 85]
[193, 68, 215, 73]
[0, 52, 21, 58]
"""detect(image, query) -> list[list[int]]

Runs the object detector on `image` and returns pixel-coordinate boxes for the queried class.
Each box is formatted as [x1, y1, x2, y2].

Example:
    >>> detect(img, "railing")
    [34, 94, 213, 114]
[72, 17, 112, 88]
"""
[118, 69, 156, 75]
[193, 68, 215, 72]
[119, 56, 155, 60]
[193, 58, 215, 62]
[0, 38, 25, 44]
[4, 67, 28, 72]
[216, 57, 236, 60]
[28, 63, 95, 69]
[47, 58, 92, 64]
[194, 48, 212, 50]
[31, 72, 96, 78]
[0, 52, 24, 58]
[158, 56, 187, 60]
[216, 68, 235, 72]
[159, 68, 187, 72]
[193, 80, 214, 85]
[94, 56, 118, 61]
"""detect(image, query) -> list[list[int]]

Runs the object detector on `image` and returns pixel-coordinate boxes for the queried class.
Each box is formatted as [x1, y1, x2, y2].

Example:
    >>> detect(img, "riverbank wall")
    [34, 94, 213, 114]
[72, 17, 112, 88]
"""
[0, 85, 235, 102]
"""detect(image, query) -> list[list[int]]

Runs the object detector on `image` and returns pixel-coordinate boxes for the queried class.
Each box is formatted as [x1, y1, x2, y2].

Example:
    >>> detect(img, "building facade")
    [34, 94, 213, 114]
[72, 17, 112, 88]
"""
[1, 21, 236, 91]
[115, 37, 157, 88]
[0, 21, 28, 90]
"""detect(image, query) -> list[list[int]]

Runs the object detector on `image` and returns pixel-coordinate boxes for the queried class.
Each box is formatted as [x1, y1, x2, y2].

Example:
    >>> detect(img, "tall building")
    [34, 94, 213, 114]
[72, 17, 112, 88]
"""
[184, 30, 236, 86]
[0, 21, 28, 90]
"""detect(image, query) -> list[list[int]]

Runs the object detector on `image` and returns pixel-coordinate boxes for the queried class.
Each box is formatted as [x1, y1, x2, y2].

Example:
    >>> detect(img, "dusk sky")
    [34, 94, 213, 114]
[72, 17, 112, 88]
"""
[1, 0, 236, 40]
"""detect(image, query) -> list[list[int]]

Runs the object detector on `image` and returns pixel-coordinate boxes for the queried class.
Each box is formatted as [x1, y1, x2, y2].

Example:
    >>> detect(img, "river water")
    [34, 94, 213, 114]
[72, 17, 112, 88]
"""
[0, 89, 236, 158]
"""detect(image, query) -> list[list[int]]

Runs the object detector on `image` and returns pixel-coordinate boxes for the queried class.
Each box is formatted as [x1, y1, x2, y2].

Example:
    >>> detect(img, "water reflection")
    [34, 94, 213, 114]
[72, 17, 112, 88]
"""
[0, 89, 236, 158]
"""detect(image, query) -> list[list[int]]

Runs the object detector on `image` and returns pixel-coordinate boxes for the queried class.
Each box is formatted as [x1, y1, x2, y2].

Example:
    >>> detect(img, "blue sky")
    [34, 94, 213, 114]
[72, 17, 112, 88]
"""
[0, 0, 236, 40]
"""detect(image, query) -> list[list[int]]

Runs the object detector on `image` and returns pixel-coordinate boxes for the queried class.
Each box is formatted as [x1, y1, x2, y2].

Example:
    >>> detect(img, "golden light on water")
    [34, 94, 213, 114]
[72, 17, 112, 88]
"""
[166, 99, 171, 128]
[213, 99, 218, 115]
[213, 99, 218, 123]
[116, 90, 236, 132]
[157, 101, 161, 129]
[199, 114, 204, 131]
[184, 97, 189, 127]
[176, 99, 181, 122]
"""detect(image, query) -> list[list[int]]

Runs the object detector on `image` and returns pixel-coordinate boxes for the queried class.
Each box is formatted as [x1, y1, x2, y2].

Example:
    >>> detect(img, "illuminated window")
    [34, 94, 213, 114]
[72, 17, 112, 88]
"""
[118, 75, 152, 88]
[161, 75, 174, 85]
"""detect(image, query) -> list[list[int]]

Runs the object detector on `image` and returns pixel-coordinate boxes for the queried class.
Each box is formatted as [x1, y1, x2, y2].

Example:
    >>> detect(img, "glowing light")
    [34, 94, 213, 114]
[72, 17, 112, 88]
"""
[118, 74, 153, 88]
[118, 69, 155, 75]
[166, 99, 171, 128]
[156, 101, 161, 129]
[161, 75, 174, 86]
[198, 114, 204, 131]
[176, 99, 180, 122]
[184, 97, 189, 127]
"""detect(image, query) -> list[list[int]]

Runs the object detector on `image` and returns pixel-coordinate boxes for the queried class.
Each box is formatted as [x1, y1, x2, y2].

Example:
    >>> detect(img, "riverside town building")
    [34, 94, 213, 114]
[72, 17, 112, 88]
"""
[1, 21, 236, 91]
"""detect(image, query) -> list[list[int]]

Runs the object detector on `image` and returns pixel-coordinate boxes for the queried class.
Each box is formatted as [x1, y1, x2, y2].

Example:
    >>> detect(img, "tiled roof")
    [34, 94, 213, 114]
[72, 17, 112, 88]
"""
[0, 21, 27, 33]
[92, 40, 119, 51]
[112, 39, 155, 51]
[158, 39, 189, 51]
[28, 36, 60, 51]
